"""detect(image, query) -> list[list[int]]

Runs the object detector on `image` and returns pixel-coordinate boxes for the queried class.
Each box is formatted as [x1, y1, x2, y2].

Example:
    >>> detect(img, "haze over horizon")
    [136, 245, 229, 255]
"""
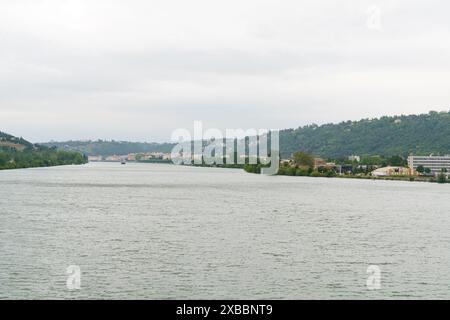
[2, 0, 450, 143]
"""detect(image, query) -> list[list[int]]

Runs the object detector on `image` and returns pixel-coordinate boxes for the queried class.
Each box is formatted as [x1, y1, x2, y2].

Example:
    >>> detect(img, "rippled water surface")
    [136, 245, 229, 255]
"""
[1, 162, 450, 299]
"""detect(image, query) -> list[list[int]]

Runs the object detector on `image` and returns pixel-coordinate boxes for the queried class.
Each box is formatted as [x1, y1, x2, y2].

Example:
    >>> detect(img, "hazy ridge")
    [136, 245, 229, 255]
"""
[40, 111, 450, 159]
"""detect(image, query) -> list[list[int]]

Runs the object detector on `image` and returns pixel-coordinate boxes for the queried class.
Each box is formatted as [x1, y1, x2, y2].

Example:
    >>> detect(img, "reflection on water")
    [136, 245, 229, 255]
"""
[1, 162, 449, 299]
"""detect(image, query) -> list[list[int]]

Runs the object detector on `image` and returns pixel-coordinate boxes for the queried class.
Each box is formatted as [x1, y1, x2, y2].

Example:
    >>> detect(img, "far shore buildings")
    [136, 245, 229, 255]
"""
[88, 152, 171, 162]
[408, 155, 450, 175]
[348, 155, 361, 162]
[137, 152, 171, 161]
[87, 155, 103, 162]
[314, 157, 336, 169]
[105, 155, 122, 162]
[371, 166, 413, 177]
[370, 155, 450, 177]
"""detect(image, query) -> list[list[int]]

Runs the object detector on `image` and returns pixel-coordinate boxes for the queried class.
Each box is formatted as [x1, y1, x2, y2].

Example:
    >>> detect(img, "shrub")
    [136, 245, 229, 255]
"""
[296, 168, 309, 176]
[437, 173, 447, 184]
[310, 171, 322, 177]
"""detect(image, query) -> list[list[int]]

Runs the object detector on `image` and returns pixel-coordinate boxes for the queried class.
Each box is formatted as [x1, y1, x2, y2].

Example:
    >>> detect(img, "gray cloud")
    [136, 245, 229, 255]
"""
[1, 0, 450, 142]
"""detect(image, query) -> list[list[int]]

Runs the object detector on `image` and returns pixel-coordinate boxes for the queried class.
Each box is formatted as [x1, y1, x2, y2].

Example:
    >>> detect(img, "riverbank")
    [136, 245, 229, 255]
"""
[0, 148, 88, 171]
[1, 131, 88, 171]
[90, 160, 448, 184]
[243, 163, 449, 183]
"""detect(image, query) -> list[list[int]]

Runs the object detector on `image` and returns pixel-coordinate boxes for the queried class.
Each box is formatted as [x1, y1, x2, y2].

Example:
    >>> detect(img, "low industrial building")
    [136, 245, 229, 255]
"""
[371, 166, 412, 177]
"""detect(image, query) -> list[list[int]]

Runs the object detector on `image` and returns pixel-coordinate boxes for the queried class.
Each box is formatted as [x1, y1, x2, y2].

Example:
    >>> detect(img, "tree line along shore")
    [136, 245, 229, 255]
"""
[242, 151, 449, 184]
[0, 132, 87, 171]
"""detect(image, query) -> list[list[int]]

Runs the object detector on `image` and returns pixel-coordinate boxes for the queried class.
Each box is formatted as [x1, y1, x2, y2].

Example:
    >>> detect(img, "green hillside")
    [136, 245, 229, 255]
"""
[41, 140, 175, 156]
[280, 111, 450, 159]
[0, 131, 87, 170]
[40, 111, 450, 161]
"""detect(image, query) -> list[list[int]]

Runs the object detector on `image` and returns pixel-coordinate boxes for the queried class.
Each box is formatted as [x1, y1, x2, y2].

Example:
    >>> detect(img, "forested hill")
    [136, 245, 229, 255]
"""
[279, 111, 450, 159]
[0, 131, 87, 170]
[0, 131, 34, 149]
[40, 111, 450, 160]
[41, 140, 175, 156]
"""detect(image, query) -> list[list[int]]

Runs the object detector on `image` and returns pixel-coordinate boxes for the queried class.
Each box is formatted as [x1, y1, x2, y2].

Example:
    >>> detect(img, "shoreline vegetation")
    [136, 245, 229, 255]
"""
[0, 147, 88, 171]
[181, 151, 449, 184]
[243, 151, 449, 184]
[136, 158, 172, 164]
[0, 132, 88, 171]
[3, 109, 450, 183]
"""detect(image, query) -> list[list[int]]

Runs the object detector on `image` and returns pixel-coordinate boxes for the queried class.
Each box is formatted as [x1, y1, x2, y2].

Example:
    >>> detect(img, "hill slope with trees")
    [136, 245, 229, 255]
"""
[279, 111, 450, 159]
[41, 140, 175, 157]
[40, 111, 450, 161]
[0, 131, 87, 170]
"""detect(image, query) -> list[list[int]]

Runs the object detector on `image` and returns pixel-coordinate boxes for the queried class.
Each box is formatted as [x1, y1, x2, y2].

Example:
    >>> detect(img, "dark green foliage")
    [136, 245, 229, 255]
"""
[325, 170, 336, 177]
[287, 166, 297, 176]
[41, 140, 175, 156]
[279, 111, 450, 158]
[278, 166, 336, 178]
[40, 111, 450, 161]
[37, 111, 450, 160]
[292, 151, 314, 168]
[387, 155, 407, 166]
[0, 132, 87, 170]
[244, 164, 266, 174]
[437, 173, 447, 184]
[295, 168, 310, 176]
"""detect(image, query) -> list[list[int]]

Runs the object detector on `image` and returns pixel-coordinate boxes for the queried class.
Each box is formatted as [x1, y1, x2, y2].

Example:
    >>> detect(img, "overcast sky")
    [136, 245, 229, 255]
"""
[1, 0, 449, 142]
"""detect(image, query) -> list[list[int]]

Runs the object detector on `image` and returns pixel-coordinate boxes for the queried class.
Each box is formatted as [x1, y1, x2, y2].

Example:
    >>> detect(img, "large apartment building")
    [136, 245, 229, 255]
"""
[407, 155, 450, 175]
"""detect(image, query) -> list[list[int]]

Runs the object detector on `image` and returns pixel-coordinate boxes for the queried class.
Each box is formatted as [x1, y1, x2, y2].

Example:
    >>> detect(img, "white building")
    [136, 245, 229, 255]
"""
[88, 155, 103, 162]
[348, 155, 360, 162]
[407, 155, 450, 175]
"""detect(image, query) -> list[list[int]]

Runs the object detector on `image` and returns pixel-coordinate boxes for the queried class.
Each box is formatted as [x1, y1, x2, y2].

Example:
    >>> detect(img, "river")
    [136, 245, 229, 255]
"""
[1, 162, 449, 299]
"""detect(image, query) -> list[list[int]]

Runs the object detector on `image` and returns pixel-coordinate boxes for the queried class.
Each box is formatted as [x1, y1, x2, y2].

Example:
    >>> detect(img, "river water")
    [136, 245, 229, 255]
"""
[1, 162, 449, 299]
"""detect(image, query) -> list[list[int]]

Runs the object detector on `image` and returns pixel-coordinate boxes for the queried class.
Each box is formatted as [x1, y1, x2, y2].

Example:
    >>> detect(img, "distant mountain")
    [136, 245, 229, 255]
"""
[0, 131, 87, 170]
[41, 140, 175, 156]
[41, 110, 450, 161]
[279, 111, 450, 159]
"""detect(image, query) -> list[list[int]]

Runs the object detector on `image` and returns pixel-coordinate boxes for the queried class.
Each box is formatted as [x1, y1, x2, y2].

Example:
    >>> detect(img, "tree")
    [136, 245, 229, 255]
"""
[437, 172, 447, 184]
[416, 165, 425, 174]
[279, 111, 450, 159]
[325, 169, 336, 177]
[295, 168, 309, 176]
[1, 133, 88, 171]
[424, 167, 432, 174]
[292, 151, 314, 168]
[361, 155, 383, 166]
[287, 166, 297, 176]
[387, 155, 406, 167]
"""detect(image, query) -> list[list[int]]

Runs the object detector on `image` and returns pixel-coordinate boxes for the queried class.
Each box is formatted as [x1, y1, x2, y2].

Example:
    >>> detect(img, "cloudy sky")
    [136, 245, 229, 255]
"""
[1, 0, 449, 142]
